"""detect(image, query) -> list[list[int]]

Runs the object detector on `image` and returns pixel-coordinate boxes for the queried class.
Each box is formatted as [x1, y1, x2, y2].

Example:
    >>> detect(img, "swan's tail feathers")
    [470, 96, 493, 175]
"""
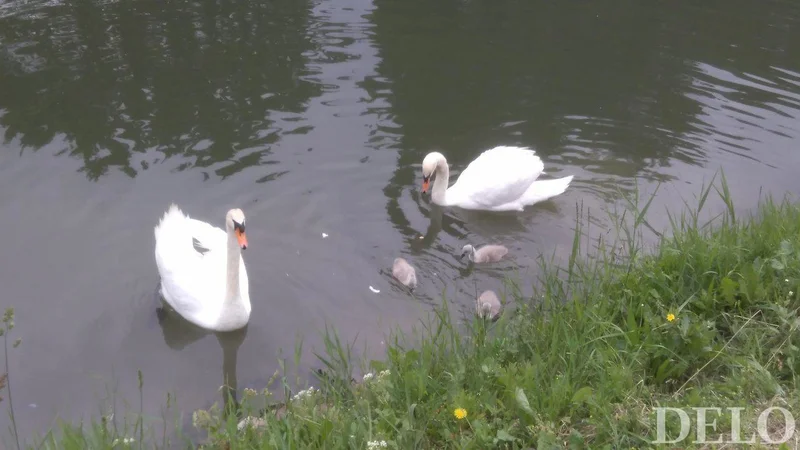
[154, 204, 187, 239]
[522, 175, 574, 205]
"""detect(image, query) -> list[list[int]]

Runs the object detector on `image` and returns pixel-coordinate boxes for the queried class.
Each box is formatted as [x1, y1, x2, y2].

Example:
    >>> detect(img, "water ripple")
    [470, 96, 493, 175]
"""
[683, 62, 800, 170]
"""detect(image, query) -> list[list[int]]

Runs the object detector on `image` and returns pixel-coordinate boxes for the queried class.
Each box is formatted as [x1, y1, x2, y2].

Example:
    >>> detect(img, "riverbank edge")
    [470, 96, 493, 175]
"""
[8, 176, 800, 449]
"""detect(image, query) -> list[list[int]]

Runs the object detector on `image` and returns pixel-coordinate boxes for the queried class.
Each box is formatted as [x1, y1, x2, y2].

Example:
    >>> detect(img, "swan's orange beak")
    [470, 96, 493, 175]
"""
[235, 229, 248, 250]
[422, 177, 430, 193]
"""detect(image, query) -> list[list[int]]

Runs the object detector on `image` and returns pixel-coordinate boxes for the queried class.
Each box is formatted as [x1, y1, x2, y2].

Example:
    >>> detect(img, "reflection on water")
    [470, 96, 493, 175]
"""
[1, 0, 799, 442]
[156, 303, 248, 417]
[687, 63, 800, 167]
[0, 0, 320, 181]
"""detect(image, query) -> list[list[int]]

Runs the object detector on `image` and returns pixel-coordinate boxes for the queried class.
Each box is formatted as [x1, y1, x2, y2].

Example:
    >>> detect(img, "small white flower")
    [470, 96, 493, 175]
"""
[367, 440, 388, 449]
[790, 291, 794, 296]
[363, 372, 375, 381]
[111, 437, 135, 446]
[291, 386, 318, 401]
[192, 409, 212, 428]
[243, 388, 257, 397]
[237, 416, 266, 431]
[378, 369, 390, 379]
[786, 278, 790, 283]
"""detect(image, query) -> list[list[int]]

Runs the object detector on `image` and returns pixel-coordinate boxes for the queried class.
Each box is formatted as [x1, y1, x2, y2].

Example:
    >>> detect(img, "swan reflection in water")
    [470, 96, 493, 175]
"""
[155, 302, 248, 417]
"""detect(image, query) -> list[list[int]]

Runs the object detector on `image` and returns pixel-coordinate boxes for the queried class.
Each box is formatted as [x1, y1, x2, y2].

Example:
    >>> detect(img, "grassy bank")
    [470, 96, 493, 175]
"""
[8, 177, 800, 449]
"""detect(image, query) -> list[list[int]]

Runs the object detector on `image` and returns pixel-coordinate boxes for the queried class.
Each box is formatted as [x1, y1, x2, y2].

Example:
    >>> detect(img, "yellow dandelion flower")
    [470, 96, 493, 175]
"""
[666, 313, 676, 322]
[454, 408, 467, 420]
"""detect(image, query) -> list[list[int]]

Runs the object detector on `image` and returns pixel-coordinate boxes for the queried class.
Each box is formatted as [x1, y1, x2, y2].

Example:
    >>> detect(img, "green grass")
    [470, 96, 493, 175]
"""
[6, 174, 800, 449]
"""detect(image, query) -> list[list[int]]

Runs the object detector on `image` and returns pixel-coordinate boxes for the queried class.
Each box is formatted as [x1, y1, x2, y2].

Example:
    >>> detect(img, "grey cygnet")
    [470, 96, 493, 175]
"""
[476, 290, 502, 320]
[392, 257, 417, 289]
[460, 244, 509, 263]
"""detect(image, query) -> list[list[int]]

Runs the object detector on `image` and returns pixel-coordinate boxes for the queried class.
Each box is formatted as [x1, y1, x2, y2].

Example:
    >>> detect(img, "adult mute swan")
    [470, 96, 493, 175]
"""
[154, 204, 251, 332]
[421, 146, 573, 211]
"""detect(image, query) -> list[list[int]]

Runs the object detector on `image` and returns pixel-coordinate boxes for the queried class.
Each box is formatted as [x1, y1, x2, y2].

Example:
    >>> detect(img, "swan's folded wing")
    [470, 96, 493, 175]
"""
[157, 237, 209, 315]
[450, 146, 544, 208]
[187, 218, 227, 250]
[158, 261, 206, 317]
[156, 218, 227, 320]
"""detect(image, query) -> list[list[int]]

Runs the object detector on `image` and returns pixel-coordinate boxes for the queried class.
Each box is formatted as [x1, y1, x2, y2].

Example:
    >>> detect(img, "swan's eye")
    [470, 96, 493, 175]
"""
[233, 220, 245, 232]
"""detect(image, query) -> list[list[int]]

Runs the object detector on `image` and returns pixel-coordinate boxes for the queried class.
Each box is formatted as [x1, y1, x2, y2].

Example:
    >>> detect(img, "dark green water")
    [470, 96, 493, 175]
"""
[1, 0, 799, 441]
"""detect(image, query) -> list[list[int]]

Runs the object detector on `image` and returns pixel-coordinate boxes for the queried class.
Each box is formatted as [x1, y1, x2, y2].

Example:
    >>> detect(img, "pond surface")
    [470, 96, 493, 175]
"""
[1, 0, 799, 441]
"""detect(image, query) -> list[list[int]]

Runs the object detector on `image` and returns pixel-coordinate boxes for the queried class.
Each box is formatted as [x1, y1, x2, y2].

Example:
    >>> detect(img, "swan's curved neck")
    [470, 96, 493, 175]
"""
[431, 158, 450, 205]
[225, 231, 243, 306]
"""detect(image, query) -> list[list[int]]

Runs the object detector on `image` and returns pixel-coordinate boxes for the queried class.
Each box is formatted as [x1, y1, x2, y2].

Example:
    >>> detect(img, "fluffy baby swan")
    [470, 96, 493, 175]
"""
[392, 257, 417, 289]
[460, 244, 509, 263]
[476, 290, 502, 320]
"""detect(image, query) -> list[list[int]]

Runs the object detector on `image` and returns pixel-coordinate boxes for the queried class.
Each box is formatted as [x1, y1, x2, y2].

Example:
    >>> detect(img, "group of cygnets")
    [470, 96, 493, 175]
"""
[153, 146, 573, 333]
[391, 242, 510, 320]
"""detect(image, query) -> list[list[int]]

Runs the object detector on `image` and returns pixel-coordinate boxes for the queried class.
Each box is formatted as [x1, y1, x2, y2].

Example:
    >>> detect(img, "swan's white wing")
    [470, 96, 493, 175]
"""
[448, 146, 544, 208]
[155, 208, 227, 325]
[187, 218, 227, 253]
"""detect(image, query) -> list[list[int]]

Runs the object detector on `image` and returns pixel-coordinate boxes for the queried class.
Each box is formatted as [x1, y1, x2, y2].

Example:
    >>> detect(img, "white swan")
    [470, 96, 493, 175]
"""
[154, 204, 251, 332]
[421, 146, 573, 211]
